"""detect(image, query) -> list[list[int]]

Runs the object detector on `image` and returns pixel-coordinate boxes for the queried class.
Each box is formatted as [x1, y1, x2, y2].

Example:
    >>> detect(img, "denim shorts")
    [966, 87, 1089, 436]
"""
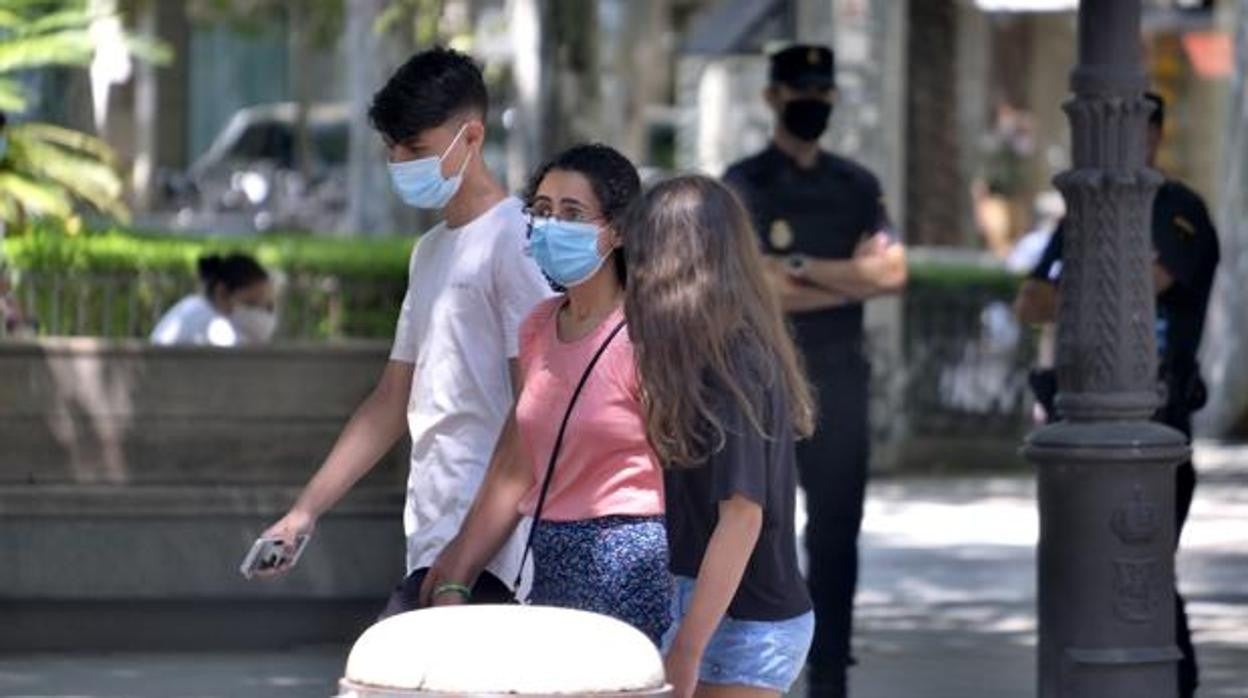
[661, 575, 814, 692]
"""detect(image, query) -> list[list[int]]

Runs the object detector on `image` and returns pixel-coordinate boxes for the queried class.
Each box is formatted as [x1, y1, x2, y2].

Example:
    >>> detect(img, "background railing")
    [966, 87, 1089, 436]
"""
[8, 250, 1040, 468]
[11, 270, 407, 341]
[901, 285, 1037, 437]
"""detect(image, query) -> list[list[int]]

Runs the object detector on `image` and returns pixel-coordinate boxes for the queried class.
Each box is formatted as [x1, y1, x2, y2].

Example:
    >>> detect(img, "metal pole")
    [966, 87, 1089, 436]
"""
[1023, 1, 1189, 696]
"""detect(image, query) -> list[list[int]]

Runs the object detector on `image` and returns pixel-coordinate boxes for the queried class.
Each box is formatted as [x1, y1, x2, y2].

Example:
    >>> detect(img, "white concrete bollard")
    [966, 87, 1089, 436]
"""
[337, 605, 671, 698]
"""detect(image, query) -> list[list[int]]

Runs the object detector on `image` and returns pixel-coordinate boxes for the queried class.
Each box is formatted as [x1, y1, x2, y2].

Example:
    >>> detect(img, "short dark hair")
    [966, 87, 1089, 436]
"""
[524, 143, 641, 290]
[1145, 92, 1166, 130]
[368, 47, 488, 145]
[198, 253, 268, 295]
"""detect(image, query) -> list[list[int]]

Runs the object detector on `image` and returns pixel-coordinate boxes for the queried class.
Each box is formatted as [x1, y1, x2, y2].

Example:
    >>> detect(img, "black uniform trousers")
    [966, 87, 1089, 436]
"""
[798, 346, 871, 697]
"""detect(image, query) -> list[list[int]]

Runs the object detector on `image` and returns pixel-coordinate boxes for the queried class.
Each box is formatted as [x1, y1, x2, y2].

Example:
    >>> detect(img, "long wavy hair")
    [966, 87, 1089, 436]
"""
[623, 175, 816, 467]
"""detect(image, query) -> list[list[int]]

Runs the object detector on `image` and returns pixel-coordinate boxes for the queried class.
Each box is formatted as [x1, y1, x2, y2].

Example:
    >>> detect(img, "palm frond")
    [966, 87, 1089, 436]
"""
[0, 29, 94, 73]
[0, 191, 19, 222]
[10, 123, 117, 165]
[8, 128, 129, 221]
[0, 77, 27, 111]
[19, 8, 92, 37]
[123, 34, 172, 65]
[0, 171, 74, 220]
[18, 137, 123, 196]
[0, 0, 72, 17]
[0, 0, 166, 227]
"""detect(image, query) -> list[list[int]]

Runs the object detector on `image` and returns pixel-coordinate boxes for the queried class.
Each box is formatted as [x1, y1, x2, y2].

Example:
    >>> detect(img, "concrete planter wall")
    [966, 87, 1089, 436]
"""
[0, 291, 1037, 648]
[0, 340, 408, 650]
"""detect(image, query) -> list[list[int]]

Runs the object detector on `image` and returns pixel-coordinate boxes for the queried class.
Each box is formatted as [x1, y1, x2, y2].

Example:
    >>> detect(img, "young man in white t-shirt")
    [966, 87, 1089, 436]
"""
[259, 48, 551, 612]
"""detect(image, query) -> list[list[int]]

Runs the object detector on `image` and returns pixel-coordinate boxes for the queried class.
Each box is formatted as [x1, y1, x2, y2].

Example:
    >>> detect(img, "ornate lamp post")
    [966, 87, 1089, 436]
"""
[1023, 1, 1190, 696]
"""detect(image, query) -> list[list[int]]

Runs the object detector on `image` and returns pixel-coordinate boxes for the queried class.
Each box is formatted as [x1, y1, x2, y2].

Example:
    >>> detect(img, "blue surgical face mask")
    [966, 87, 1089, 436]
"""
[387, 124, 471, 209]
[527, 217, 609, 288]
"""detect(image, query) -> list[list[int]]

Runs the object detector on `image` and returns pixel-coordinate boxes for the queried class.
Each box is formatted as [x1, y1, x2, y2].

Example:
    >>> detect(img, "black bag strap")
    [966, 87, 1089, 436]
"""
[513, 317, 628, 597]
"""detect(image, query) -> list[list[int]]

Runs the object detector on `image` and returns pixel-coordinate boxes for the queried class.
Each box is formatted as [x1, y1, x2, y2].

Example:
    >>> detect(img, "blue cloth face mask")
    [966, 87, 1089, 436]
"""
[387, 124, 471, 209]
[527, 218, 609, 288]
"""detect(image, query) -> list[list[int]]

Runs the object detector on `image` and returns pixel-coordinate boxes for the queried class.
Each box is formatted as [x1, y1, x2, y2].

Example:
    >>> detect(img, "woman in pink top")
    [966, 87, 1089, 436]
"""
[421, 144, 669, 645]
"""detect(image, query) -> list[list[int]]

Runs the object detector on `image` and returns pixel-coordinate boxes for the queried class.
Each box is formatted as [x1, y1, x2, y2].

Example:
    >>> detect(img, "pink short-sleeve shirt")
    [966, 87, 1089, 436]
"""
[514, 298, 664, 521]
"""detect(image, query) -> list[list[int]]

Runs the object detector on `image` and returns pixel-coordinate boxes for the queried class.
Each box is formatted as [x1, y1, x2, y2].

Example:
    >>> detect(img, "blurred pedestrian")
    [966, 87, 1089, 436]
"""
[150, 252, 275, 346]
[1006, 190, 1065, 275]
[422, 144, 670, 645]
[722, 44, 907, 698]
[1014, 93, 1219, 698]
[0, 258, 35, 338]
[974, 101, 1038, 258]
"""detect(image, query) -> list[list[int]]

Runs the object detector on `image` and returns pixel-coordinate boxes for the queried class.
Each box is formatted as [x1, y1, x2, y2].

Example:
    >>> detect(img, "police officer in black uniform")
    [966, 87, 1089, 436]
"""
[723, 44, 908, 698]
[1015, 92, 1219, 698]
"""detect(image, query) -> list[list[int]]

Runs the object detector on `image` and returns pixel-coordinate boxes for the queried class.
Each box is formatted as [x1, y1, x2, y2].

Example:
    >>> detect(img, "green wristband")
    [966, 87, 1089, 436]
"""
[432, 582, 472, 601]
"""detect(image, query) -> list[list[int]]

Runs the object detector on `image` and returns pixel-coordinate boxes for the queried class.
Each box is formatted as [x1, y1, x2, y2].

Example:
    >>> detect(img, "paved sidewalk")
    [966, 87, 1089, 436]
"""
[3, 444, 1245, 697]
[0, 648, 344, 697]
[837, 453, 1248, 697]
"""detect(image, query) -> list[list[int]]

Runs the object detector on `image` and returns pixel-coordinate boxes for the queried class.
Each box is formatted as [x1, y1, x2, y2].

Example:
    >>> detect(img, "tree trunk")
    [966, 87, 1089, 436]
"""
[507, 0, 542, 190]
[288, 2, 315, 184]
[541, 0, 601, 156]
[1198, 4, 1248, 437]
[613, 0, 671, 165]
[343, 0, 411, 236]
[131, 0, 158, 212]
[904, 0, 965, 247]
[506, 0, 600, 188]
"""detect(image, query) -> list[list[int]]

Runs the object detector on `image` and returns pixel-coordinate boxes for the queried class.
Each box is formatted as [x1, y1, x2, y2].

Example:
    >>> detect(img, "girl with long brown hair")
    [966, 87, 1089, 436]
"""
[624, 175, 816, 698]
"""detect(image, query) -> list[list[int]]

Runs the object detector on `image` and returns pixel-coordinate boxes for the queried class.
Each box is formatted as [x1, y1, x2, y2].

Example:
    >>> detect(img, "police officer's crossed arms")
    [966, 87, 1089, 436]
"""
[723, 44, 906, 698]
[726, 51, 906, 325]
[1013, 92, 1218, 698]
[763, 227, 905, 313]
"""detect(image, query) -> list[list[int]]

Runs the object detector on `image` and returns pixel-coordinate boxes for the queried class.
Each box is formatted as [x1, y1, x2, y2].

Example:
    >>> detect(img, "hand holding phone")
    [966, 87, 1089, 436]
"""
[240, 534, 310, 579]
[247, 509, 317, 579]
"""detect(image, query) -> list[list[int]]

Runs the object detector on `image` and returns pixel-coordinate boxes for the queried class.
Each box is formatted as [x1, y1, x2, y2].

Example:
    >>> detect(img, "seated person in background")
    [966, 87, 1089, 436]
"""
[0, 260, 36, 338]
[151, 253, 276, 346]
[1006, 190, 1065, 275]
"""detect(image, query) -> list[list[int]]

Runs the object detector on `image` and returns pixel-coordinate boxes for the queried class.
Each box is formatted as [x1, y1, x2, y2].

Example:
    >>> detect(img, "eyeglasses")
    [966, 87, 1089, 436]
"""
[522, 206, 606, 237]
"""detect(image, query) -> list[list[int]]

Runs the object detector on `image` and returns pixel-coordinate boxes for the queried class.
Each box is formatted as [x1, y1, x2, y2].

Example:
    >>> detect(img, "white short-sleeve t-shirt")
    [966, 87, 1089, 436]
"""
[391, 196, 552, 585]
[150, 295, 240, 347]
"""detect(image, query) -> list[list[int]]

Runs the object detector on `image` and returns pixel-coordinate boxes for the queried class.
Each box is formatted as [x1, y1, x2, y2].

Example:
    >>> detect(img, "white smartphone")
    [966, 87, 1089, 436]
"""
[239, 535, 310, 579]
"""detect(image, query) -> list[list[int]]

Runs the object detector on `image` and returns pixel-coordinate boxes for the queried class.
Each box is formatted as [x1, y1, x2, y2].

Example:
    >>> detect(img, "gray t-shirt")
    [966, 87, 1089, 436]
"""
[664, 359, 813, 621]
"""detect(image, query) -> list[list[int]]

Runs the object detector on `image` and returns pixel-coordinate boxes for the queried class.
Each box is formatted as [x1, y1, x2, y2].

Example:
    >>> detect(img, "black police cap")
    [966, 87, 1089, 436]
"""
[769, 44, 835, 90]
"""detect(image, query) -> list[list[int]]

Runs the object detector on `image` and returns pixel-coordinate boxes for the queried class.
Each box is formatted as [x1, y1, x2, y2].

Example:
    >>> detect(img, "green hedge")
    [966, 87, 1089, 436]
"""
[2, 227, 1024, 340]
[905, 258, 1022, 294]
[2, 226, 414, 281]
[3, 227, 1021, 289]
[2, 226, 414, 339]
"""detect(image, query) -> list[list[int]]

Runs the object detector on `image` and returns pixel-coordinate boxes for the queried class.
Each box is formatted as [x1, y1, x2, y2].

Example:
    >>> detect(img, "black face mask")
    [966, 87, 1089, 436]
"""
[781, 99, 833, 142]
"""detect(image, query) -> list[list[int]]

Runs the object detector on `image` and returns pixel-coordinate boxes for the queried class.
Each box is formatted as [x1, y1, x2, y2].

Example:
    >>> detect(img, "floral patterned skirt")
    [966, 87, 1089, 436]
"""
[528, 515, 672, 646]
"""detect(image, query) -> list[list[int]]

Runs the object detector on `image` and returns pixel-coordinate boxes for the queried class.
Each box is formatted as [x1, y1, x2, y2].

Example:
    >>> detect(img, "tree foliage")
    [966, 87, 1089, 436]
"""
[0, 0, 169, 231]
